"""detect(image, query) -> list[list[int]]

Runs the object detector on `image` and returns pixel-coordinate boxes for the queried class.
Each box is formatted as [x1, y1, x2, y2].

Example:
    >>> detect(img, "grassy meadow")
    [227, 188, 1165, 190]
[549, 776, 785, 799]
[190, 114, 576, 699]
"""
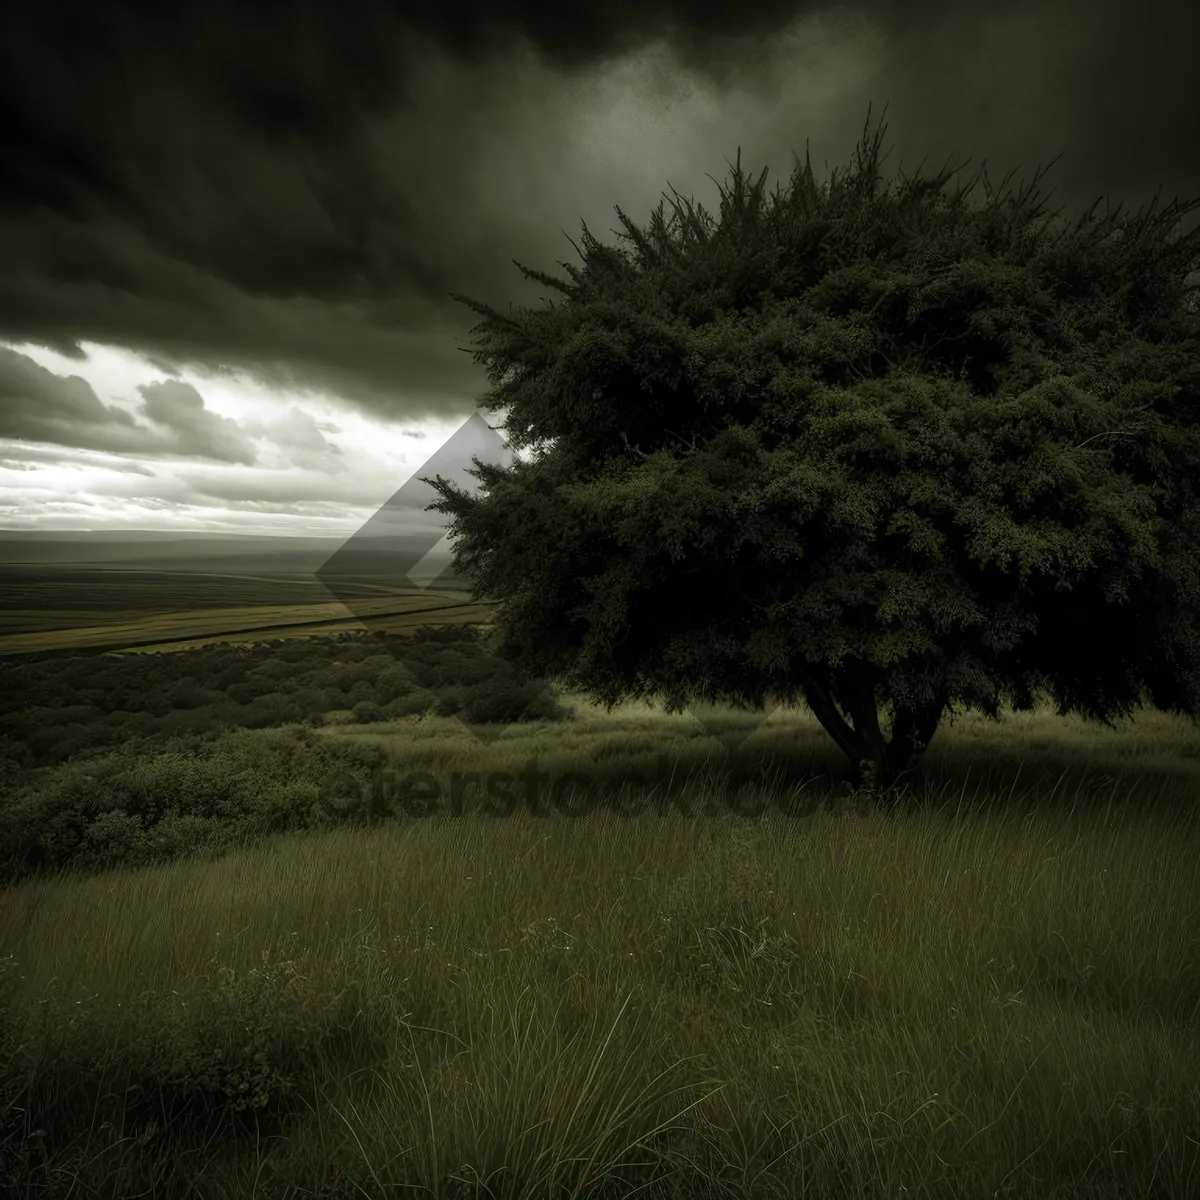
[0, 616, 1197, 1198]
[0, 564, 488, 655]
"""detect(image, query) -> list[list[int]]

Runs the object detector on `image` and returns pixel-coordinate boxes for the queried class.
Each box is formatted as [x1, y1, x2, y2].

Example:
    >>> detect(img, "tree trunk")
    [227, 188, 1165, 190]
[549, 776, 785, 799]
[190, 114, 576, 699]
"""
[799, 658, 947, 802]
[886, 693, 946, 792]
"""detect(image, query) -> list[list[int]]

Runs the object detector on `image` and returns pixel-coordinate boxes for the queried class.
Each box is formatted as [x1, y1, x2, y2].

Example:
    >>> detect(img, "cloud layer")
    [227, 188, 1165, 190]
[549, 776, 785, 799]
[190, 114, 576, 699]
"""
[0, 348, 256, 462]
[1, 1, 1197, 533]
[2, 0, 1197, 428]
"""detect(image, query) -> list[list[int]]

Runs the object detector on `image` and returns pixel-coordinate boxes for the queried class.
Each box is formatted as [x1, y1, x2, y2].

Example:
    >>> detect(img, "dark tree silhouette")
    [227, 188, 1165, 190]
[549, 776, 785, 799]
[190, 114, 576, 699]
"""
[424, 105, 1200, 798]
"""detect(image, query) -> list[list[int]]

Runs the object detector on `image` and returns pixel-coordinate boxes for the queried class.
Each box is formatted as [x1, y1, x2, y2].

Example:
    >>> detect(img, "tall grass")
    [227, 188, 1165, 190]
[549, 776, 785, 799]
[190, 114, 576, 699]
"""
[0, 695, 1197, 1198]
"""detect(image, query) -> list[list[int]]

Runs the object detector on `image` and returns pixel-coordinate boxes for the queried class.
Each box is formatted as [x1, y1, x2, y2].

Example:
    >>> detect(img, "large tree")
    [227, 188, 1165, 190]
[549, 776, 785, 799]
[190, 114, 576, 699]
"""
[424, 108, 1200, 798]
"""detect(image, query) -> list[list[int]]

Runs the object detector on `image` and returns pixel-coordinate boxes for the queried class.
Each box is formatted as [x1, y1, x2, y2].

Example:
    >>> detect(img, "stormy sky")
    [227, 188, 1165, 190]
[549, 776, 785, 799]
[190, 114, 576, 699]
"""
[1, 0, 1197, 536]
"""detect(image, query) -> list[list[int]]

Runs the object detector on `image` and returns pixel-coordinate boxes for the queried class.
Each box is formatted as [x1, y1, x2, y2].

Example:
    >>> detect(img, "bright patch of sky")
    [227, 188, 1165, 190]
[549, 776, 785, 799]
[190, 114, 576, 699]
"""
[0, 339, 494, 536]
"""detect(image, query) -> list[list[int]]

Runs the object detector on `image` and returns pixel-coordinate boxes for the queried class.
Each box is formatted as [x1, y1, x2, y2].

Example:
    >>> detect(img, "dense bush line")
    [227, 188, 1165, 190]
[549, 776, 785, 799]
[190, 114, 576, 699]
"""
[0, 626, 574, 888]
[0, 727, 393, 887]
[0, 625, 570, 769]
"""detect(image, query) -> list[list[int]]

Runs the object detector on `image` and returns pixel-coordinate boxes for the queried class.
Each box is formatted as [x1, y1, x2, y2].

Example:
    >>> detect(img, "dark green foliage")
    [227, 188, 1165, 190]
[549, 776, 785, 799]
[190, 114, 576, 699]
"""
[0, 623, 563, 770]
[0, 728, 390, 887]
[460, 675, 569, 725]
[0, 625, 576, 885]
[352, 699, 385, 723]
[427, 105, 1200, 794]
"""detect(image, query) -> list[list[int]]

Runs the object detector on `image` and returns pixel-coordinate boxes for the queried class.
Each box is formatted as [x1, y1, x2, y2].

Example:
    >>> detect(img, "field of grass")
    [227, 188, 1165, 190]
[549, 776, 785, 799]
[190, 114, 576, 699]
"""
[0, 648, 1197, 1199]
[0, 566, 362, 625]
[0, 565, 490, 654]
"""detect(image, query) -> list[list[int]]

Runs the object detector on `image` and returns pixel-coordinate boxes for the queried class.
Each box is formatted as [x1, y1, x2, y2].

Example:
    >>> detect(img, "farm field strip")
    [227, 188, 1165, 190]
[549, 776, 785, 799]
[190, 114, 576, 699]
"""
[0, 592, 487, 655]
[0, 567, 418, 626]
[119, 607, 498, 653]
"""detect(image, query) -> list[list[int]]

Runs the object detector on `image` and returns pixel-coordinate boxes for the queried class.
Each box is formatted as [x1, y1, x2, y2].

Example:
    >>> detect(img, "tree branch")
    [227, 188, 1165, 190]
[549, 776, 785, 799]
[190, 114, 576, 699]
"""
[798, 668, 867, 765]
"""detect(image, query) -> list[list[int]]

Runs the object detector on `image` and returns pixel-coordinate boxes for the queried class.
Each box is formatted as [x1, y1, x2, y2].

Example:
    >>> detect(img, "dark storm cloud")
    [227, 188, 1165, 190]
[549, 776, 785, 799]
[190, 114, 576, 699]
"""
[0, 347, 145, 452]
[0, 347, 257, 463]
[1, 0, 1197, 427]
[137, 379, 260, 464]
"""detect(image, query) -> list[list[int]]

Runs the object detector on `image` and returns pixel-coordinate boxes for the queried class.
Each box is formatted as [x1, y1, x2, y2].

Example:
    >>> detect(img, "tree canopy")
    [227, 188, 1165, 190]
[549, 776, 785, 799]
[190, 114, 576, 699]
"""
[424, 106, 1200, 796]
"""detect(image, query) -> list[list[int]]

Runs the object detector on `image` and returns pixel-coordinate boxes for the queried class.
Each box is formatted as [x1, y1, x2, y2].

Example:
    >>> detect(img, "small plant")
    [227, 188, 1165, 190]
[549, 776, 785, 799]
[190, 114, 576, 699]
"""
[352, 700, 385, 724]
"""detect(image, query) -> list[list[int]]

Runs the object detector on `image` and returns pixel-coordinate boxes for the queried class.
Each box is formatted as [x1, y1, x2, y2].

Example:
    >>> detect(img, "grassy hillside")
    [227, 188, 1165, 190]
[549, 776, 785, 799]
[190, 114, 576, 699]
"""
[0, 626, 1197, 1198]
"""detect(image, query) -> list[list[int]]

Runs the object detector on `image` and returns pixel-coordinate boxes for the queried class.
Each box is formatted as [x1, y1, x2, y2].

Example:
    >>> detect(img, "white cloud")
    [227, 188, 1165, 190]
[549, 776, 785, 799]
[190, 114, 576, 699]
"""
[0, 339, 493, 534]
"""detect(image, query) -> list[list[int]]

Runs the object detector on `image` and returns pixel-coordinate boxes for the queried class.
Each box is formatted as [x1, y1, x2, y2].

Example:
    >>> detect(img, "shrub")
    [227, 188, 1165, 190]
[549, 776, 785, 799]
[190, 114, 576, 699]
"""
[433, 692, 464, 717]
[0, 728, 392, 886]
[461, 677, 572, 725]
[385, 692, 430, 719]
[352, 700, 385, 724]
[225, 682, 259, 705]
